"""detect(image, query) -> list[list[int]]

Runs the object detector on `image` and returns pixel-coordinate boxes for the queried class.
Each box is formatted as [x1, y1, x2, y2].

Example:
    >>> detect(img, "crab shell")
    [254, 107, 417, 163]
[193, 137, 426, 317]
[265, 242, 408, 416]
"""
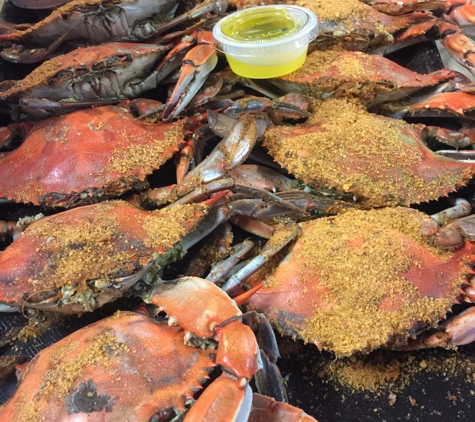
[0, 311, 216, 421]
[245, 207, 474, 356]
[0, 103, 187, 207]
[0, 42, 170, 103]
[270, 49, 457, 106]
[263, 98, 475, 207]
[230, 0, 433, 49]
[359, 0, 445, 15]
[0, 200, 208, 313]
[290, 0, 434, 50]
[0, 306, 319, 421]
[2, 0, 177, 40]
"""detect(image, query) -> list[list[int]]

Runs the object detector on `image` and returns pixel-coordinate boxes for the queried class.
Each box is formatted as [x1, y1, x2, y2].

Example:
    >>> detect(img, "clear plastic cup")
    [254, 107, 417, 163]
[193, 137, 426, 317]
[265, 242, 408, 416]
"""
[213, 5, 319, 79]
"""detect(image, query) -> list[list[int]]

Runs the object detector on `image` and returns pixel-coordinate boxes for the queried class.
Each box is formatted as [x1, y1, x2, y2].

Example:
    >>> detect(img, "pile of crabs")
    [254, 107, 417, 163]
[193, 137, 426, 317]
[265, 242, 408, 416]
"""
[3, 0, 475, 420]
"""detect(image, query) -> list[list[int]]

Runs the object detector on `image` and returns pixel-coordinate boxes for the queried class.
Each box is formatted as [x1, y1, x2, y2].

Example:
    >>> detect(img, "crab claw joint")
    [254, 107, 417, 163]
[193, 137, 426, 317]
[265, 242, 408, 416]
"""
[162, 43, 218, 121]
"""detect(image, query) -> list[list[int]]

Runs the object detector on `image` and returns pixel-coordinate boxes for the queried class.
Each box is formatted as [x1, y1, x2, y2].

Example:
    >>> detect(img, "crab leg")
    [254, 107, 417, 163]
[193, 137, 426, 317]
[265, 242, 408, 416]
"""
[400, 306, 475, 349]
[179, 189, 305, 252]
[138, 114, 260, 207]
[390, 18, 475, 77]
[430, 197, 472, 225]
[186, 372, 253, 421]
[176, 138, 194, 185]
[443, 0, 475, 27]
[221, 223, 300, 295]
[434, 213, 475, 247]
[206, 239, 255, 284]
[154, 0, 228, 36]
[424, 123, 475, 148]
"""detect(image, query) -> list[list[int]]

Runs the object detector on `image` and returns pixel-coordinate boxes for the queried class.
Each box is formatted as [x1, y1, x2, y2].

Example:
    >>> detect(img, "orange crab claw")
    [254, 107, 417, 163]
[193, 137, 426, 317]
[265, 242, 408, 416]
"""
[439, 21, 475, 76]
[215, 319, 260, 381]
[147, 277, 242, 338]
[249, 393, 319, 422]
[444, 0, 475, 25]
[184, 372, 252, 422]
[162, 32, 218, 121]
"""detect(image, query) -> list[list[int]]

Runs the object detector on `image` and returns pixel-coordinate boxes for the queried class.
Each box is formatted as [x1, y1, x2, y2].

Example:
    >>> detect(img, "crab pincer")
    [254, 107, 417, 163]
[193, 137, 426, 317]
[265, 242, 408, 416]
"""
[162, 30, 218, 121]
[0, 278, 318, 421]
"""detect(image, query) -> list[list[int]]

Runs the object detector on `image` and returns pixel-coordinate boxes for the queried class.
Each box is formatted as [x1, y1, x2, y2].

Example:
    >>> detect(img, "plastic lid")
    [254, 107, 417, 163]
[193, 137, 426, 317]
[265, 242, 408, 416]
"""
[213, 5, 319, 57]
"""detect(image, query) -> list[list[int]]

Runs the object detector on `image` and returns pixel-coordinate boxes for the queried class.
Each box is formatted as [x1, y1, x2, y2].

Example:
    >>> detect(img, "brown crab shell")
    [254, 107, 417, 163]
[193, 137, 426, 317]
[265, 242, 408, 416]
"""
[263, 98, 475, 207]
[245, 208, 473, 356]
[0, 200, 208, 312]
[0, 104, 187, 207]
[0, 42, 169, 101]
[1, 0, 177, 43]
[0, 311, 215, 421]
[296, 0, 432, 51]
[271, 49, 457, 105]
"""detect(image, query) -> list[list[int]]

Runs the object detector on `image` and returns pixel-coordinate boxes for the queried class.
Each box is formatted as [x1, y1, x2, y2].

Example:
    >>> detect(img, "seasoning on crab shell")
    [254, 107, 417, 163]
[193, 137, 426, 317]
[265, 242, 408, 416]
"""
[245, 207, 469, 356]
[271, 49, 457, 105]
[0, 104, 187, 208]
[264, 98, 474, 207]
[0, 311, 215, 421]
[0, 201, 208, 313]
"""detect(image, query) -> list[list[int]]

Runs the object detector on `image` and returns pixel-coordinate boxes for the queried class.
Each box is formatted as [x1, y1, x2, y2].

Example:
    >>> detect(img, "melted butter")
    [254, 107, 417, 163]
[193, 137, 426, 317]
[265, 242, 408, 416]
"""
[222, 8, 301, 42]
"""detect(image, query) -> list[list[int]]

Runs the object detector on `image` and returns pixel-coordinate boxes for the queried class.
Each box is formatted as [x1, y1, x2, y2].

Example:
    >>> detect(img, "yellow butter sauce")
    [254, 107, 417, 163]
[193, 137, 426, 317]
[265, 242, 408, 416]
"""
[221, 8, 302, 42]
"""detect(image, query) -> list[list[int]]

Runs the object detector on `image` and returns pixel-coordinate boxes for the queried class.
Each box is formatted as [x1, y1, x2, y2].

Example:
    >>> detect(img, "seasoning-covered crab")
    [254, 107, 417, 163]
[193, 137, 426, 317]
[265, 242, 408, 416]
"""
[269, 49, 459, 106]
[0, 165, 302, 314]
[0, 278, 318, 421]
[0, 40, 216, 119]
[262, 98, 475, 208]
[242, 207, 475, 357]
[0, 0, 226, 64]
[0, 100, 188, 208]
[0, 200, 212, 313]
[229, 0, 475, 75]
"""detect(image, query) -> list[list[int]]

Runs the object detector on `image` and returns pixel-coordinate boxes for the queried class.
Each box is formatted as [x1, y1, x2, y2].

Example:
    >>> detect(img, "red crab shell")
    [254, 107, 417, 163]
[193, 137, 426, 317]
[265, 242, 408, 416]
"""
[295, 0, 432, 51]
[0, 311, 216, 421]
[0, 200, 208, 313]
[244, 207, 475, 356]
[263, 98, 475, 207]
[0, 104, 187, 207]
[271, 49, 457, 105]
